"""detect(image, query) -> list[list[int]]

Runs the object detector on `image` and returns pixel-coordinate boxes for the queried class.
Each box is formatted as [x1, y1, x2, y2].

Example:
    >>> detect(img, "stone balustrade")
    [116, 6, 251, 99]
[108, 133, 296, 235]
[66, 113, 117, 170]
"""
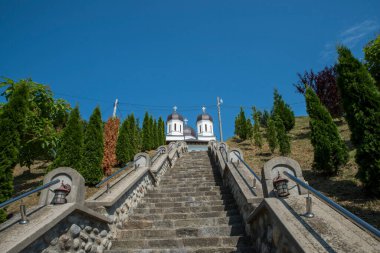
[0, 141, 187, 253]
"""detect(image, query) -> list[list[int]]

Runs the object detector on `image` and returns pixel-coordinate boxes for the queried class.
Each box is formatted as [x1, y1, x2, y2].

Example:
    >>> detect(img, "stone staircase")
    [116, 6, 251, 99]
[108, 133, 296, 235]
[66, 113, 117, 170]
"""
[106, 151, 254, 253]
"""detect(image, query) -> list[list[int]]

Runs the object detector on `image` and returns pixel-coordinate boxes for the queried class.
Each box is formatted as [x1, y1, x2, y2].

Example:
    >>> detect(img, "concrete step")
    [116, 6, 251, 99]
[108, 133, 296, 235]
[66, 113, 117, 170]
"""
[129, 210, 240, 221]
[119, 225, 245, 239]
[144, 193, 233, 200]
[110, 236, 251, 249]
[138, 198, 236, 209]
[123, 215, 243, 229]
[133, 203, 239, 214]
[159, 182, 224, 188]
[140, 194, 235, 206]
[151, 184, 229, 193]
[106, 246, 255, 253]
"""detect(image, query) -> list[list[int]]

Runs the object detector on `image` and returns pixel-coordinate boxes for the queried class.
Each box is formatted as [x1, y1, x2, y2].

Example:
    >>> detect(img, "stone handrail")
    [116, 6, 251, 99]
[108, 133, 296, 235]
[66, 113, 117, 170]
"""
[209, 141, 380, 252]
[0, 141, 188, 253]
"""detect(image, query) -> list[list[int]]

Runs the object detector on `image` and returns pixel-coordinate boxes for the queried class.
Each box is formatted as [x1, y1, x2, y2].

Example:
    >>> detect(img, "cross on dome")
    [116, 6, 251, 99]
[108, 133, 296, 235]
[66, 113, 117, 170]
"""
[184, 118, 188, 125]
[202, 106, 206, 113]
[173, 106, 177, 112]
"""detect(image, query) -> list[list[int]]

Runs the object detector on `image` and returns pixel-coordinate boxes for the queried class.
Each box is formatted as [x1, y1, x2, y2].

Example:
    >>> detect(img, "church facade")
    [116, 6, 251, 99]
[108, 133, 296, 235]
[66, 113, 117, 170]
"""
[166, 106, 216, 143]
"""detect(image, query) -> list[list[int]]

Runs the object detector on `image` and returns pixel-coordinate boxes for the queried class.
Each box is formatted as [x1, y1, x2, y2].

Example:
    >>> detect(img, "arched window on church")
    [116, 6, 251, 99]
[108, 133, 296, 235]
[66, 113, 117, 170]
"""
[180, 125, 182, 133]
[174, 123, 177, 131]
[199, 125, 202, 133]
[205, 124, 207, 132]
[169, 124, 172, 132]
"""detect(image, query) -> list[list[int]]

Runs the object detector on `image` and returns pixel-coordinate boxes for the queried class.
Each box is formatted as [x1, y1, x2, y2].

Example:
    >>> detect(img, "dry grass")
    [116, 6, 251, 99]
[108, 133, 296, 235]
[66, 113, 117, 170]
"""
[227, 117, 380, 229]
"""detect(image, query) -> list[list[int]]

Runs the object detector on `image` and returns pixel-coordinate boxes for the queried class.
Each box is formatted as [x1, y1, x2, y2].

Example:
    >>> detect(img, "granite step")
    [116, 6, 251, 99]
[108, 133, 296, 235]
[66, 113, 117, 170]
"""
[119, 225, 245, 238]
[138, 199, 236, 209]
[132, 204, 239, 214]
[111, 236, 251, 249]
[129, 210, 240, 221]
[106, 246, 255, 253]
[123, 216, 243, 229]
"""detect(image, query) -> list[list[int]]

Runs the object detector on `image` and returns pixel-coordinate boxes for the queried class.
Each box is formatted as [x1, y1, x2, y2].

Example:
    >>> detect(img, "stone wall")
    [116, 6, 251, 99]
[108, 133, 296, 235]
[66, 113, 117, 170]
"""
[22, 211, 111, 253]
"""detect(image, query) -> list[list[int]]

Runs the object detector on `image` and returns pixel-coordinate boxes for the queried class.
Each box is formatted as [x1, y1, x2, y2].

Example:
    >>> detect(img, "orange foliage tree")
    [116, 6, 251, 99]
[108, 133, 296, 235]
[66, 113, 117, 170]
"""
[102, 117, 120, 175]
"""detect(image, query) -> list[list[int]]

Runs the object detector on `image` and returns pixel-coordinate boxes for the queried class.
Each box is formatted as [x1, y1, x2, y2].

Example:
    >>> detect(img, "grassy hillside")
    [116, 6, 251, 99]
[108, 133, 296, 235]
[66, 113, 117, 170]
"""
[227, 116, 379, 229]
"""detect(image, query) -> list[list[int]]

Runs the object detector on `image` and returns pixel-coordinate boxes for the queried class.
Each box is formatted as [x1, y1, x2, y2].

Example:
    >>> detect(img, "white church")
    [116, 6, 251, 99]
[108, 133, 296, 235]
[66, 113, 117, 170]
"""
[166, 106, 216, 143]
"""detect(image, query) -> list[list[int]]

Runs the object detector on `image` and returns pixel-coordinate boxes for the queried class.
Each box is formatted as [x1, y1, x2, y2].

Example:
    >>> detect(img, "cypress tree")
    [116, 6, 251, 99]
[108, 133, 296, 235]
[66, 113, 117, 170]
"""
[234, 107, 250, 140]
[128, 114, 139, 156]
[158, 117, 165, 145]
[80, 107, 104, 185]
[142, 112, 150, 151]
[252, 106, 263, 148]
[148, 115, 154, 149]
[364, 35, 380, 89]
[116, 117, 132, 166]
[274, 115, 291, 156]
[153, 119, 159, 149]
[266, 117, 277, 153]
[337, 46, 380, 195]
[51, 106, 83, 171]
[305, 88, 348, 175]
[273, 89, 295, 132]
[0, 83, 29, 222]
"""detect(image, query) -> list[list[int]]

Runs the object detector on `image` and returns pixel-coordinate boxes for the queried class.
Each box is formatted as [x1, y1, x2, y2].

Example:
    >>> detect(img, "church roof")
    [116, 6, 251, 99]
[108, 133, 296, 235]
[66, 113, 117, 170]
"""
[184, 126, 196, 137]
[197, 113, 213, 122]
[167, 112, 184, 122]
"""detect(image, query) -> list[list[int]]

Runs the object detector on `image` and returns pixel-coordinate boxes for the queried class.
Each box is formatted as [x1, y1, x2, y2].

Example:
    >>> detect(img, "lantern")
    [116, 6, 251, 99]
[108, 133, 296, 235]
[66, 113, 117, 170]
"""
[273, 172, 289, 197]
[51, 181, 71, 205]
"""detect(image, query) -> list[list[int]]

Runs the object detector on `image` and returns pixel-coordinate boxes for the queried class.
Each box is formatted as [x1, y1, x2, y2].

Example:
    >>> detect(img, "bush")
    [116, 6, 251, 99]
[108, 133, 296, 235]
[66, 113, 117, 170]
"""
[305, 87, 348, 175]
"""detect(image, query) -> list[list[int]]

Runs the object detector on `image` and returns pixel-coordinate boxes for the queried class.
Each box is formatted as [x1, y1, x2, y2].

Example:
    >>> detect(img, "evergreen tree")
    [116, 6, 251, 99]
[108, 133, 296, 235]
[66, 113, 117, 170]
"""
[260, 110, 270, 128]
[51, 106, 83, 171]
[305, 88, 348, 175]
[274, 115, 291, 156]
[0, 83, 29, 222]
[273, 89, 295, 132]
[142, 112, 151, 151]
[153, 119, 159, 149]
[234, 107, 250, 140]
[246, 119, 253, 140]
[128, 114, 139, 156]
[148, 116, 154, 149]
[80, 107, 104, 185]
[364, 35, 380, 89]
[158, 117, 165, 145]
[116, 117, 132, 165]
[252, 106, 263, 148]
[266, 117, 277, 153]
[337, 46, 380, 196]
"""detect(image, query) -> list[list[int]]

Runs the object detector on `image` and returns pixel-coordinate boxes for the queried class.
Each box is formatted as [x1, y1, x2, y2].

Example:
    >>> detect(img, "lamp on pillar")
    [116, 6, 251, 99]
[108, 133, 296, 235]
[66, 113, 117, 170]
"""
[273, 172, 289, 197]
[51, 181, 71, 205]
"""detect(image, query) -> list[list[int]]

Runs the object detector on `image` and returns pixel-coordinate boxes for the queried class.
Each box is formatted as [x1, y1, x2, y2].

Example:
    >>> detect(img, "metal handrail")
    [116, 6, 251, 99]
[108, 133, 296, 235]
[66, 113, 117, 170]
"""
[232, 151, 261, 182]
[96, 162, 132, 188]
[151, 149, 164, 164]
[284, 171, 380, 239]
[0, 179, 60, 209]
[219, 146, 229, 164]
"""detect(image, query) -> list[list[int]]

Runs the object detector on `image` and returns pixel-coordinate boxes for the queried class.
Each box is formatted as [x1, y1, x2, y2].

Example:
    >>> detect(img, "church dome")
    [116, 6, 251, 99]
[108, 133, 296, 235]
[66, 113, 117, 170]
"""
[197, 106, 213, 122]
[167, 106, 184, 121]
[167, 112, 184, 121]
[184, 126, 196, 137]
[197, 114, 213, 122]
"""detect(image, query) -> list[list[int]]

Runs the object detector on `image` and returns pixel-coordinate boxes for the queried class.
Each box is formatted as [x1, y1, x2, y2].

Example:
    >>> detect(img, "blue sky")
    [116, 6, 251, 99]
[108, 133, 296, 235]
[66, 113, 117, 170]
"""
[1, 1, 379, 139]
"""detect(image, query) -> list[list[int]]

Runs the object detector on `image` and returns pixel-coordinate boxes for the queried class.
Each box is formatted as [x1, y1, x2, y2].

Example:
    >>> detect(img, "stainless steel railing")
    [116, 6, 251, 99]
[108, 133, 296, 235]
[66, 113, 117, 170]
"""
[284, 171, 380, 239]
[96, 162, 133, 193]
[232, 151, 261, 188]
[0, 178, 60, 224]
